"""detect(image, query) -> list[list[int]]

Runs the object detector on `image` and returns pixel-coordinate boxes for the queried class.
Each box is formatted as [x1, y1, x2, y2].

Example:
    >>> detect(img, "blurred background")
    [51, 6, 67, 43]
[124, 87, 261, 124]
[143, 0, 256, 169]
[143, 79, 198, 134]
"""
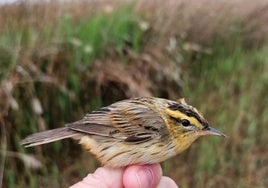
[0, 0, 268, 187]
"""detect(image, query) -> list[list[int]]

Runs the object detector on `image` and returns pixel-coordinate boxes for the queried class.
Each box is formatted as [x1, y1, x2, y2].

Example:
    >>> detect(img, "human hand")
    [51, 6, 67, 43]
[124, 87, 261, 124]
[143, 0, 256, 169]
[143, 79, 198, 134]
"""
[70, 164, 178, 188]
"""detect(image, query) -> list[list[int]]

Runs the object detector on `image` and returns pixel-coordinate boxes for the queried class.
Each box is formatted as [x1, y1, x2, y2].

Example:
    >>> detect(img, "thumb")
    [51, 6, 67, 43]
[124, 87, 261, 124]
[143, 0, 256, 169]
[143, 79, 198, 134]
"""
[123, 164, 162, 188]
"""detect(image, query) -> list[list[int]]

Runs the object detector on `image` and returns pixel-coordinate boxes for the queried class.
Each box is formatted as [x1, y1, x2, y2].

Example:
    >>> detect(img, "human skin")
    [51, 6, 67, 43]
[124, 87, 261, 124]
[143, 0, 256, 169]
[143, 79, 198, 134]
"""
[70, 164, 178, 188]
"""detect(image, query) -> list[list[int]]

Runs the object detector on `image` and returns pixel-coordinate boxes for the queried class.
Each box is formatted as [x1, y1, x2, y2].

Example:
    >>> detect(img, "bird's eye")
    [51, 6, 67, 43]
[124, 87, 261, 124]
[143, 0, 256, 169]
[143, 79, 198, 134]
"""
[181, 119, 190, 127]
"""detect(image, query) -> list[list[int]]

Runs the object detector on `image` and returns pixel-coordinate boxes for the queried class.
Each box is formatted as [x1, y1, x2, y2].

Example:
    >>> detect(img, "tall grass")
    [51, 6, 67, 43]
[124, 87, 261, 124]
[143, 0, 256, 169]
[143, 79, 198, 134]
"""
[1, 0, 268, 187]
[179, 45, 268, 187]
[137, 0, 268, 187]
[0, 2, 146, 187]
[61, 4, 143, 66]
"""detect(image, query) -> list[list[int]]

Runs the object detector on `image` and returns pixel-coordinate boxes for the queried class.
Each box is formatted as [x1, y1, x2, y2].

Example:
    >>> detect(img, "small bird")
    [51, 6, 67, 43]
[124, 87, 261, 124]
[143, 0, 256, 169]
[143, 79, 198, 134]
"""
[21, 97, 226, 167]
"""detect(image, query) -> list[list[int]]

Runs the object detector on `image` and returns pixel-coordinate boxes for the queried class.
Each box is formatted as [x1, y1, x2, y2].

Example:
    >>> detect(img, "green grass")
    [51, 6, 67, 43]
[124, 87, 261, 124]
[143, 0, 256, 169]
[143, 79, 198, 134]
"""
[60, 4, 143, 67]
[1, 1, 268, 188]
[1, 3, 145, 188]
[180, 43, 268, 187]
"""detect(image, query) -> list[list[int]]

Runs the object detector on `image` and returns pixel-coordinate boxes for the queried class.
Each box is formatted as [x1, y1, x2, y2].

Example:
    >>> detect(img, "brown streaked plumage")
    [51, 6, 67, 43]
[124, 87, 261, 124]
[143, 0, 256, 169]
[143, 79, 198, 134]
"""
[21, 97, 226, 167]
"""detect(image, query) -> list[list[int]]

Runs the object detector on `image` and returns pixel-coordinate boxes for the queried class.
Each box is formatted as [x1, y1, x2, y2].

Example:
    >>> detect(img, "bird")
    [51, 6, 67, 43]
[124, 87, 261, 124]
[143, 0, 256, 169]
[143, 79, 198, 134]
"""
[21, 97, 226, 167]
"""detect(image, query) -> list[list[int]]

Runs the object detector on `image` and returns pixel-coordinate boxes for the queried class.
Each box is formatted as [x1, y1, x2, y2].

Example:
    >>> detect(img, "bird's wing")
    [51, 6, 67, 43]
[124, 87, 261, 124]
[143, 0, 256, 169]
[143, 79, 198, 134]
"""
[66, 99, 168, 143]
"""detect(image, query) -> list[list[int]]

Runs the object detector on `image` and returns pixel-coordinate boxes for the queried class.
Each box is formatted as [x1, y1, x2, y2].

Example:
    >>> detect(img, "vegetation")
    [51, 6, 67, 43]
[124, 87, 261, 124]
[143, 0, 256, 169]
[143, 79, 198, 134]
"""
[1, 0, 267, 187]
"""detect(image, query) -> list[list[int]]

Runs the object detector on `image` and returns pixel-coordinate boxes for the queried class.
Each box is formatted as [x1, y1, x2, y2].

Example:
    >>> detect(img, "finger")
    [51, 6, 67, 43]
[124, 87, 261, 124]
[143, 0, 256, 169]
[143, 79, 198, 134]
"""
[70, 167, 124, 188]
[123, 164, 162, 188]
[156, 176, 178, 188]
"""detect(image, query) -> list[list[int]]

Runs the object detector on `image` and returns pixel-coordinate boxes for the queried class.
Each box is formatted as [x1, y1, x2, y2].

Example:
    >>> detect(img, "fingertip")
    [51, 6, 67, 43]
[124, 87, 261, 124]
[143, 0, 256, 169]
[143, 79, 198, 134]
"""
[123, 164, 162, 188]
[156, 176, 178, 188]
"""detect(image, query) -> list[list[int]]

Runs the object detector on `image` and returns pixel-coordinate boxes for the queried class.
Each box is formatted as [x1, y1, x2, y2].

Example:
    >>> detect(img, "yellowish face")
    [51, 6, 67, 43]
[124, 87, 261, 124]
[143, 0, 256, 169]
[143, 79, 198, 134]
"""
[166, 108, 205, 129]
[165, 102, 225, 140]
[163, 102, 225, 153]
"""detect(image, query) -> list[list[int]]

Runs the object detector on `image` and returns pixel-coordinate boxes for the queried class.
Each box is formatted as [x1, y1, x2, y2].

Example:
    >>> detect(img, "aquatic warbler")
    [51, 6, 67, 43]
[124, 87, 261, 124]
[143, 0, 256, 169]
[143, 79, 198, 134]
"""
[21, 97, 226, 167]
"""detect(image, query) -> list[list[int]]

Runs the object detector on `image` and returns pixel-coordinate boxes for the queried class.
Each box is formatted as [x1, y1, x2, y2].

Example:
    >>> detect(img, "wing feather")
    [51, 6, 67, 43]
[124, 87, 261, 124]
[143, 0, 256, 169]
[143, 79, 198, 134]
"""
[66, 99, 168, 143]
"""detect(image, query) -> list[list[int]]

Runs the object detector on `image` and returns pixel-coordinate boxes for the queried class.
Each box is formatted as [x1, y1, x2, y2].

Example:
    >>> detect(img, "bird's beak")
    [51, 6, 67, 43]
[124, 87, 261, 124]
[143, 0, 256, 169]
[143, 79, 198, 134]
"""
[201, 126, 226, 137]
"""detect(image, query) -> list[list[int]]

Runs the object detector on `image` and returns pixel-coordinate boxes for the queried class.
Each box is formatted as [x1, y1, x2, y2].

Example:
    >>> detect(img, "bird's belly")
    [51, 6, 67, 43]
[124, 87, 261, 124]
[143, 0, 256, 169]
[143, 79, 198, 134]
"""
[79, 135, 176, 167]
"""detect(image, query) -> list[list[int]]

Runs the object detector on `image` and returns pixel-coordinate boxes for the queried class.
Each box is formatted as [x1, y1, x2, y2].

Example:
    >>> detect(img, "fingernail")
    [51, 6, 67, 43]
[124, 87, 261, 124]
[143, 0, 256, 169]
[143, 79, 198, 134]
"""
[136, 167, 154, 188]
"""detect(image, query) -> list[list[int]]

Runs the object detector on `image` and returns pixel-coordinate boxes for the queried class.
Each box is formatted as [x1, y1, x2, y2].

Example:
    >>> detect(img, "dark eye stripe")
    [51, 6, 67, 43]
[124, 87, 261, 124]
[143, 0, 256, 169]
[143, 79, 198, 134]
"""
[170, 116, 191, 127]
[168, 104, 203, 124]
[169, 116, 182, 124]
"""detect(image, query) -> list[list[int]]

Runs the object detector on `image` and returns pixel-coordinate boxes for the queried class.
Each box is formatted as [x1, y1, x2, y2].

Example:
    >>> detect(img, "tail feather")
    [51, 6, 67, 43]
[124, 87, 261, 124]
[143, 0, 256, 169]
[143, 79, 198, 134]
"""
[20, 127, 81, 147]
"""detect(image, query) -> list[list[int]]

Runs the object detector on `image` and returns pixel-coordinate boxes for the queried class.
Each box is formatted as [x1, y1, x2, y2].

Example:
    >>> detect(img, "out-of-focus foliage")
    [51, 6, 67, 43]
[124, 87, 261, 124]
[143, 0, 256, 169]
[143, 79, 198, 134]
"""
[0, 0, 268, 187]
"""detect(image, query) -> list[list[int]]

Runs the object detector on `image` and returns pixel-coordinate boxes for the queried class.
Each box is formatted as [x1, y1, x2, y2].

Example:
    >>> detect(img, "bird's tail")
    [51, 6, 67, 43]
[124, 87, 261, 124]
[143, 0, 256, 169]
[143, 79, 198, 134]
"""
[20, 127, 81, 147]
